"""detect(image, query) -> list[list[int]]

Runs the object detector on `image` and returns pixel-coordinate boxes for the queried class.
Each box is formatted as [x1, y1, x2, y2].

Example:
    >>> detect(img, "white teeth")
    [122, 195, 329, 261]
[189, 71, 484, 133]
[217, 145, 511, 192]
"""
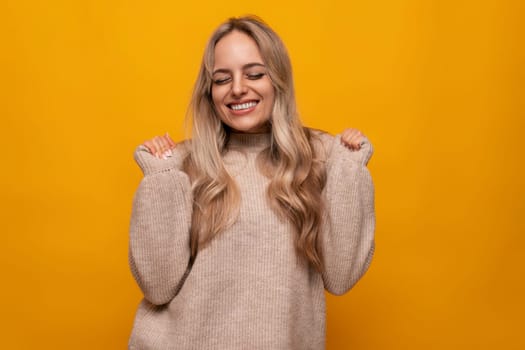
[231, 101, 257, 110]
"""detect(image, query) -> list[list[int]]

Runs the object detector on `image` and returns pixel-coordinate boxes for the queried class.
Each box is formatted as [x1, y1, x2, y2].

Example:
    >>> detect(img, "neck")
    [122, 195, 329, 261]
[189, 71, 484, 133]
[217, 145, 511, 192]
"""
[227, 131, 271, 152]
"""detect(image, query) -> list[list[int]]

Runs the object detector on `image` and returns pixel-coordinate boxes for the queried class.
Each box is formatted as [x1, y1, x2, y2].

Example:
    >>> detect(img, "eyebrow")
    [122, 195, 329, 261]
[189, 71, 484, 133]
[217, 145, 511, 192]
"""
[212, 62, 266, 75]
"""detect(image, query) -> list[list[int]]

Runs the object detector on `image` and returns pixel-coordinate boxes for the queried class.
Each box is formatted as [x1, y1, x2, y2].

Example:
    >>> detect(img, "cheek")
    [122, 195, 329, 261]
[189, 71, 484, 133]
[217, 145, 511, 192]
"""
[265, 89, 276, 115]
[265, 83, 276, 102]
[211, 88, 223, 110]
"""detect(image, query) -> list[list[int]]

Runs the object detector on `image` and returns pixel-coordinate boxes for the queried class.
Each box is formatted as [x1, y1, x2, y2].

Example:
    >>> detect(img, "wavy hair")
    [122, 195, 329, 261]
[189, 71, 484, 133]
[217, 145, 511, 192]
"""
[184, 16, 327, 272]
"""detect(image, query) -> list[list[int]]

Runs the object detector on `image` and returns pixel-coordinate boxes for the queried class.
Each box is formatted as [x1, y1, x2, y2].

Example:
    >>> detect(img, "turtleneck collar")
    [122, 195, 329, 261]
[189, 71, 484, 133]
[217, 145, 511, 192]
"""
[227, 132, 272, 152]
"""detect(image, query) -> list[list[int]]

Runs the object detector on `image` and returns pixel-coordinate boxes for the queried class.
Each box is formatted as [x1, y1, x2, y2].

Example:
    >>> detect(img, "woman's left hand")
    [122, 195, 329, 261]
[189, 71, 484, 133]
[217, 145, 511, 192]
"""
[341, 128, 366, 151]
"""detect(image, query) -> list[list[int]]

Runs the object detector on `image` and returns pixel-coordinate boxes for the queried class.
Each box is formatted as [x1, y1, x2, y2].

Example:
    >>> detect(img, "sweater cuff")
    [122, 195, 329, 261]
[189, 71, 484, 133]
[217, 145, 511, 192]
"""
[332, 134, 374, 166]
[133, 144, 187, 176]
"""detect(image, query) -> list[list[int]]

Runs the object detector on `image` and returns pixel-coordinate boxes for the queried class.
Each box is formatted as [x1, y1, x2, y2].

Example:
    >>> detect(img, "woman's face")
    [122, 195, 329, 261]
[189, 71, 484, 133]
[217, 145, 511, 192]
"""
[211, 30, 275, 134]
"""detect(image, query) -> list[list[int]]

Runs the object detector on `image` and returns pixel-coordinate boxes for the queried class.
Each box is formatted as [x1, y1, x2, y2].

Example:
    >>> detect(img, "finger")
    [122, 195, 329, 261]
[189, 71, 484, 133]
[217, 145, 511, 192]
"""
[157, 136, 175, 158]
[156, 136, 170, 153]
[159, 135, 174, 158]
[143, 140, 157, 155]
[152, 137, 166, 158]
[350, 136, 364, 150]
[341, 129, 358, 150]
[165, 132, 177, 149]
[342, 128, 365, 150]
[348, 131, 364, 149]
[340, 129, 353, 145]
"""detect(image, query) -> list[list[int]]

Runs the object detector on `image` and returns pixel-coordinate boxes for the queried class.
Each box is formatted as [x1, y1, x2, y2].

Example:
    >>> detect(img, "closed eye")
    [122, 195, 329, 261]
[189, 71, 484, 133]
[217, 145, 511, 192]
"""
[247, 73, 265, 80]
[213, 77, 231, 85]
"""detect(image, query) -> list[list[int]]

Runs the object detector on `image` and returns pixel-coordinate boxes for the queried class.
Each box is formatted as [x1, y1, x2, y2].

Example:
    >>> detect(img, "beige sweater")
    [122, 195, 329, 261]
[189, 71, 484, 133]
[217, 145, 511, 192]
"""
[128, 130, 375, 350]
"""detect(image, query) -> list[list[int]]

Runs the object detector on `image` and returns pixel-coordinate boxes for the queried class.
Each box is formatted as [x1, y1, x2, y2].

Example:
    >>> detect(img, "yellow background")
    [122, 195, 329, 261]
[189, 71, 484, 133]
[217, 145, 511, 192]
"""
[2, 0, 523, 349]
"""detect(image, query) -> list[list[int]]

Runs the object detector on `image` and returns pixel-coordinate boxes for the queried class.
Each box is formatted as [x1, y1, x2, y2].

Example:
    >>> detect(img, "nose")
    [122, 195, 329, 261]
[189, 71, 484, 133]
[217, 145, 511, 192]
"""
[231, 76, 247, 97]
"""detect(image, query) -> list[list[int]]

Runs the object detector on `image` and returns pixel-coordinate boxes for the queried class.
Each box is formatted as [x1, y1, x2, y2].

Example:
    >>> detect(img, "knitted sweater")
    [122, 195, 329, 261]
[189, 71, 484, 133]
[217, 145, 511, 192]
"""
[128, 130, 375, 350]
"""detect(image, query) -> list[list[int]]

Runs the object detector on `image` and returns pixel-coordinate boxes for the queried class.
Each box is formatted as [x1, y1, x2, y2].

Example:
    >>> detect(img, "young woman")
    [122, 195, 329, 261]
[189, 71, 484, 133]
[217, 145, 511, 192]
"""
[128, 16, 375, 350]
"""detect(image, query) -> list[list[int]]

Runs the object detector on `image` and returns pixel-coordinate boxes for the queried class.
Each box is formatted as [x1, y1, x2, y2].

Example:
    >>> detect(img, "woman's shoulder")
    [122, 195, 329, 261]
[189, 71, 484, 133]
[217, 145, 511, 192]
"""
[306, 127, 374, 166]
[306, 127, 335, 161]
[173, 139, 192, 155]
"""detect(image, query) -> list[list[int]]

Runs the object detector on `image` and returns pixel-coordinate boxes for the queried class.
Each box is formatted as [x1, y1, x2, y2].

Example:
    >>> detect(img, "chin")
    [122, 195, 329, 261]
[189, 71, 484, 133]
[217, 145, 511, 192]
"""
[235, 124, 269, 134]
[224, 119, 270, 134]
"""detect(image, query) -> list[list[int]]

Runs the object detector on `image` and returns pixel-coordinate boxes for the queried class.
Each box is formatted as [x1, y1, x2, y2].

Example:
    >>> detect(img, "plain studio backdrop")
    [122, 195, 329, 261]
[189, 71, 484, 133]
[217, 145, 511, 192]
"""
[1, 0, 523, 349]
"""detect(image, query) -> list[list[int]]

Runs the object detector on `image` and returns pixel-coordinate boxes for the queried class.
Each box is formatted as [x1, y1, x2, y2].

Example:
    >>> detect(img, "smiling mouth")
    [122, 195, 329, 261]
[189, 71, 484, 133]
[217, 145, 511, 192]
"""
[228, 101, 259, 111]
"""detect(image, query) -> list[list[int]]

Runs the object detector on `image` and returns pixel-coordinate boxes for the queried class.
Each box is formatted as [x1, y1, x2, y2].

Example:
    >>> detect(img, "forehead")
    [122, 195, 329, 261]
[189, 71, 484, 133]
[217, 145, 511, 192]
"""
[213, 31, 264, 69]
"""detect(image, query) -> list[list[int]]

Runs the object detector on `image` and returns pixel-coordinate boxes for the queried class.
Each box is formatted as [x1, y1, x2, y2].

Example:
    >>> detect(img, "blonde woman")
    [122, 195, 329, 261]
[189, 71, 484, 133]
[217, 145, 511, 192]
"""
[128, 16, 375, 350]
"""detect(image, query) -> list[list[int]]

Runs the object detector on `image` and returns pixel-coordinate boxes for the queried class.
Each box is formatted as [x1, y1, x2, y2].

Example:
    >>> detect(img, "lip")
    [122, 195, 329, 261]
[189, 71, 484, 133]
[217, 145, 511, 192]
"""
[226, 99, 259, 116]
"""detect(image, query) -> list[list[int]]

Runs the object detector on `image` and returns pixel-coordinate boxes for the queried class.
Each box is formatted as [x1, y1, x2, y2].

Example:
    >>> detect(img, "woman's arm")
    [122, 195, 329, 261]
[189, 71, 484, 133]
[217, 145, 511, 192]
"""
[319, 133, 375, 296]
[129, 142, 193, 305]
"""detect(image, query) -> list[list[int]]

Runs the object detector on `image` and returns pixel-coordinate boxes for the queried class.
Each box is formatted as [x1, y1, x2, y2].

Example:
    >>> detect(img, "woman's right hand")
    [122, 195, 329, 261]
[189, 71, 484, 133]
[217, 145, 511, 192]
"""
[142, 132, 177, 159]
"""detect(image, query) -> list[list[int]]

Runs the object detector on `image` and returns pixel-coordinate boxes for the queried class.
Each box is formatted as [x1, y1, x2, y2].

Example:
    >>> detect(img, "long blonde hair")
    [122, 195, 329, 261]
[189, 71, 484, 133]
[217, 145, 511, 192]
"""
[184, 16, 327, 272]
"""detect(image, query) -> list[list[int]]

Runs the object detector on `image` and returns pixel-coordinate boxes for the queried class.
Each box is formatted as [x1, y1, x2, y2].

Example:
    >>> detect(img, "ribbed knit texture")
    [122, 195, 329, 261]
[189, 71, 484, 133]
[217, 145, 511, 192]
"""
[128, 130, 375, 350]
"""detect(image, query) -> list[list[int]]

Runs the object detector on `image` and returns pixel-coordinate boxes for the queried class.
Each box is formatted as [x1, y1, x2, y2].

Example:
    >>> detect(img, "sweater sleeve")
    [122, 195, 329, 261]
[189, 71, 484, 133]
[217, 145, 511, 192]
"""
[128, 144, 193, 305]
[320, 134, 375, 296]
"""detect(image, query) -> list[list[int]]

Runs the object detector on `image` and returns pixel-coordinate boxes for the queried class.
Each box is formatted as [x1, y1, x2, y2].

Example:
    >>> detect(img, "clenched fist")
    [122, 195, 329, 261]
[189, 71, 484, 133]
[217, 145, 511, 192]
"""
[143, 133, 177, 159]
[340, 128, 366, 151]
